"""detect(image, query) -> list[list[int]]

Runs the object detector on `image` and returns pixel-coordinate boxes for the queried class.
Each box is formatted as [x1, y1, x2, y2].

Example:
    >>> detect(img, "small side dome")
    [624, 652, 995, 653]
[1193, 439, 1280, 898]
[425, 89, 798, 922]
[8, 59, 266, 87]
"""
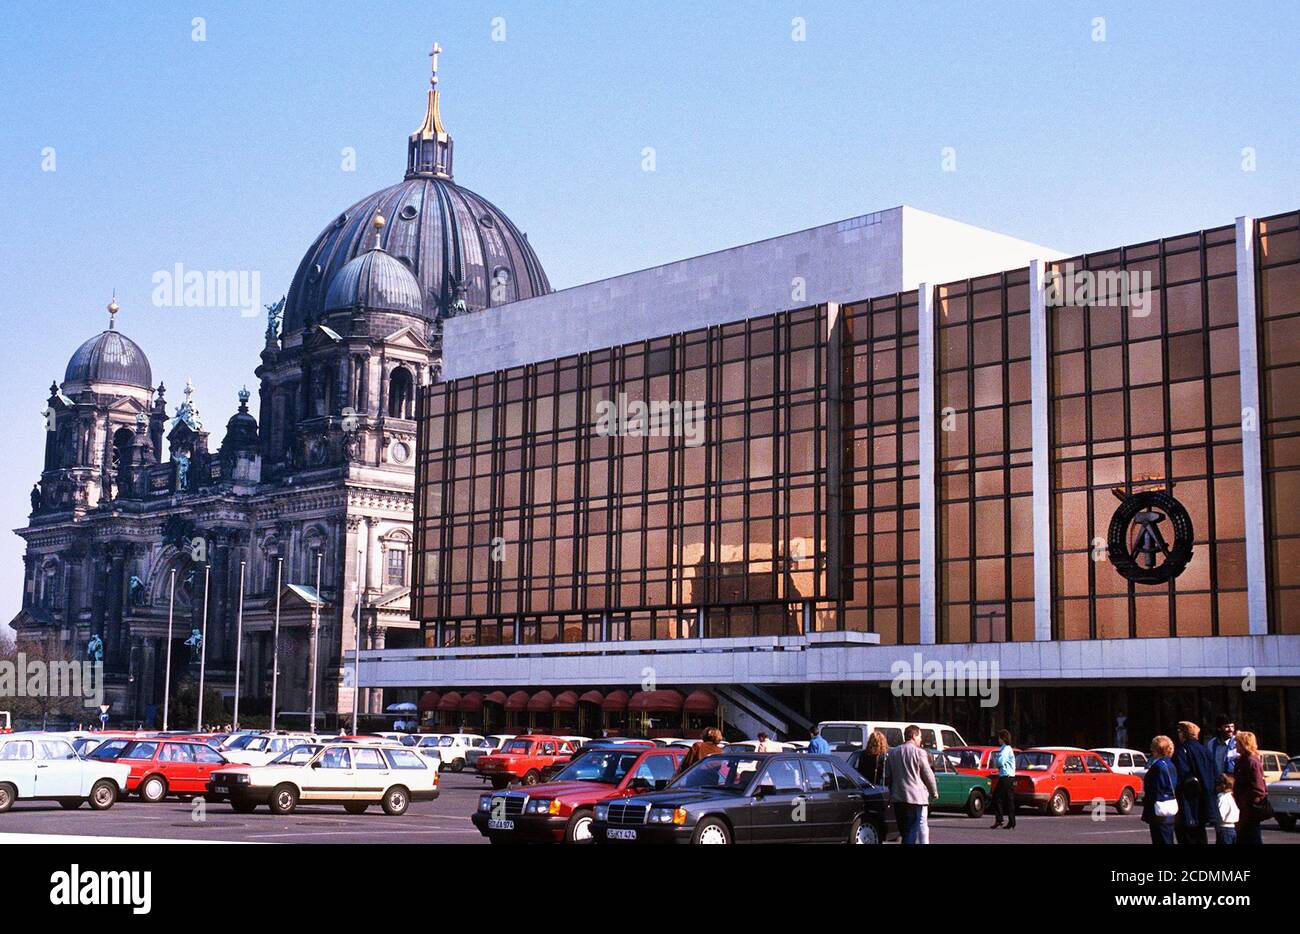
[323, 246, 425, 316]
[64, 329, 153, 392]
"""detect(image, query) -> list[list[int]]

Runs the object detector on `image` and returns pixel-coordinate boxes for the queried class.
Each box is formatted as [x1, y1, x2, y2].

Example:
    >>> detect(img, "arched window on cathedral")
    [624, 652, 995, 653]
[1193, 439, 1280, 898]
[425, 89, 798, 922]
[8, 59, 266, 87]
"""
[38, 560, 62, 609]
[388, 367, 414, 419]
[112, 426, 134, 469]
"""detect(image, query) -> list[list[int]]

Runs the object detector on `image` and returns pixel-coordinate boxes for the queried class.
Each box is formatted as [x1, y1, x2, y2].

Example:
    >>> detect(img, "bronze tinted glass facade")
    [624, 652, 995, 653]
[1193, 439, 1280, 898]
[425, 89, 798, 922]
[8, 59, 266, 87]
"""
[415, 216, 1297, 646]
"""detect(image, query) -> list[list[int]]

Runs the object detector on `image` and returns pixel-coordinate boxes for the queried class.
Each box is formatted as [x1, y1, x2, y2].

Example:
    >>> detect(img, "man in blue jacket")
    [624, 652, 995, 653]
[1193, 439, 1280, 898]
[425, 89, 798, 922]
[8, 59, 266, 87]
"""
[807, 726, 831, 755]
[1172, 721, 1218, 845]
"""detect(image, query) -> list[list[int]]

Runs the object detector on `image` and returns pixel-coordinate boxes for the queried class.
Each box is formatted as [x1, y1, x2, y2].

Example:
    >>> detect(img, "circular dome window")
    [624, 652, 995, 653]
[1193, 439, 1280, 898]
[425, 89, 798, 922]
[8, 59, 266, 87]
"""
[390, 441, 411, 464]
[333, 213, 348, 229]
[479, 214, 496, 229]
[309, 263, 323, 282]
[492, 266, 512, 285]
[399, 204, 419, 221]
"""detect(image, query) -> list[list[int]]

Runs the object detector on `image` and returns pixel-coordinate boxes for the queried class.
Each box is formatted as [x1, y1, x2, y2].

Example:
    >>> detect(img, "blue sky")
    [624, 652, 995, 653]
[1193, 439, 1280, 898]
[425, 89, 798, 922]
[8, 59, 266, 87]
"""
[0, 1, 1296, 629]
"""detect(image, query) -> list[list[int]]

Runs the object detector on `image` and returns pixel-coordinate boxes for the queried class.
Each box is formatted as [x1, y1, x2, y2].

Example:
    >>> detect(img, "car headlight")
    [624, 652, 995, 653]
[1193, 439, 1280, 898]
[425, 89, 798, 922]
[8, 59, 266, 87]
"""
[526, 799, 555, 815]
[594, 804, 609, 821]
[649, 806, 688, 825]
[231, 774, 250, 784]
[478, 794, 493, 812]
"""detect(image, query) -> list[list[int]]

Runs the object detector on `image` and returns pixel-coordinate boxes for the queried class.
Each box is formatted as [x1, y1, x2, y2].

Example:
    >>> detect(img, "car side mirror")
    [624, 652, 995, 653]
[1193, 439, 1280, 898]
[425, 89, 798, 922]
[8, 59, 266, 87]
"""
[310, 761, 322, 769]
[629, 777, 651, 791]
[754, 784, 773, 798]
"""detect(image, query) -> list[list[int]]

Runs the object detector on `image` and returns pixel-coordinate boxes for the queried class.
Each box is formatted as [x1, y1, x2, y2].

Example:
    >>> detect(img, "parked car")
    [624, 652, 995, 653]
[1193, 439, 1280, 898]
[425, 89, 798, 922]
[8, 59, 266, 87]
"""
[464, 734, 514, 769]
[1090, 747, 1150, 776]
[591, 752, 892, 844]
[1260, 750, 1292, 784]
[473, 745, 686, 843]
[1267, 756, 1300, 831]
[221, 733, 319, 767]
[1013, 748, 1139, 816]
[849, 748, 990, 817]
[816, 720, 967, 757]
[425, 734, 491, 772]
[207, 742, 438, 815]
[475, 735, 578, 789]
[91, 738, 238, 802]
[942, 745, 1009, 777]
[0, 733, 131, 812]
[725, 740, 796, 754]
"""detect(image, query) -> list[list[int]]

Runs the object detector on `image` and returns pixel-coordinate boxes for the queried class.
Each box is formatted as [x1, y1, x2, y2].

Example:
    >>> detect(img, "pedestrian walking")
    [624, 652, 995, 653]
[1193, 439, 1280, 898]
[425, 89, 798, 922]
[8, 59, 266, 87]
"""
[989, 729, 1017, 830]
[1232, 731, 1270, 845]
[754, 732, 780, 753]
[882, 724, 939, 845]
[857, 730, 889, 786]
[1141, 735, 1178, 844]
[679, 727, 723, 771]
[1215, 775, 1239, 845]
[807, 725, 831, 755]
[1172, 721, 1216, 845]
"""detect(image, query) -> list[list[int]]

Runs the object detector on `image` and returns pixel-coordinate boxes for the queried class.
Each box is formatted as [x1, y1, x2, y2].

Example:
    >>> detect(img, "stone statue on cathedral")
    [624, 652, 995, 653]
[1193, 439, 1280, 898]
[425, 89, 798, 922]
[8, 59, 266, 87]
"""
[29, 483, 41, 513]
[86, 634, 104, 663]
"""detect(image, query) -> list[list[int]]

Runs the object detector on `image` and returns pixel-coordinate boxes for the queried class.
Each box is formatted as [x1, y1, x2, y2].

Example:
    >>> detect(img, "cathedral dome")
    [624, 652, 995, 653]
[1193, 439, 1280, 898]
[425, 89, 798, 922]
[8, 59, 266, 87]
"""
[323, 222, 426, 316]
[63, 300, 153, 393]
[283, 50, 550, 334]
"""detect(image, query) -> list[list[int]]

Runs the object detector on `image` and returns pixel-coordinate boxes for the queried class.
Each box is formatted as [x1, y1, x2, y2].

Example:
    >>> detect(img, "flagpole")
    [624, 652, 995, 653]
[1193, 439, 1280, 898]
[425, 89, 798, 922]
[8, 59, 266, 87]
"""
[270, 556, 282, 731]
[232, 559, 246, 730]
[162, 568, 176, 731]
[196, 564, 210, 731]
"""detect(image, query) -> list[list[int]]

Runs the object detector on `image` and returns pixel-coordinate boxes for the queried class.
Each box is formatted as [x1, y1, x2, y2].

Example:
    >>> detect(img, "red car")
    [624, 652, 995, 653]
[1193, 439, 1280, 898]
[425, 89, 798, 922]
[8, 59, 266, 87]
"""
[1013, 748, 1140, 816]
[87, 738, 236, 802]
[472, 745, 686, 843]
[475, 735, 578, 789]
[944, 745, 1018, 777]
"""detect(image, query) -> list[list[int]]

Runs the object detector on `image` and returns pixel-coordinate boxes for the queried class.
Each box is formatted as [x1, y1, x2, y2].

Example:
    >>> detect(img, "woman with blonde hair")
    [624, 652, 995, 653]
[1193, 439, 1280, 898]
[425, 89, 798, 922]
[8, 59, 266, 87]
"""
[1232, 730, 1269, 845]
[856, 729, 889, 786]
[1141, 735, 1178, 844]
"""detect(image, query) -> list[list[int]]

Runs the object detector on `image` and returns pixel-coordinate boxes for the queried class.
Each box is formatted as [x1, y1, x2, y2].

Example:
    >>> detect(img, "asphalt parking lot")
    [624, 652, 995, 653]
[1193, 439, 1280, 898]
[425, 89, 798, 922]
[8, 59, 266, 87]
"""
[2, 771, 1298, 844]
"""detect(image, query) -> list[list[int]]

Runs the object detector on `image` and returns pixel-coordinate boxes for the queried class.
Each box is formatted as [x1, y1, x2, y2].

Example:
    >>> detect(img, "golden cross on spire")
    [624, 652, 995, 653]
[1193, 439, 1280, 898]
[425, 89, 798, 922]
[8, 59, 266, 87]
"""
[429, 42, 442, 86]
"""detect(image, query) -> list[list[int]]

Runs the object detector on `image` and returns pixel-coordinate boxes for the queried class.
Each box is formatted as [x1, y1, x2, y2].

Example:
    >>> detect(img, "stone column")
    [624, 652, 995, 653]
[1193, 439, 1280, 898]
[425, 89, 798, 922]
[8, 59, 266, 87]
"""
[916, 283, 937, 645]
[1235, 216, 1269, 635]
[1029, 259, 1054, 641]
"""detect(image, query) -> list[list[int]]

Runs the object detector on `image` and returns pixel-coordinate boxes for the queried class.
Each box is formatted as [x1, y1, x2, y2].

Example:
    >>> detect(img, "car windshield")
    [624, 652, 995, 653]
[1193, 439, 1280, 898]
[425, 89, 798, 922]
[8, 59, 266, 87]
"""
[819, 726, 860, 748]
[671, 755, 762, 793]
[1095, 751, 1115, 766]
[270, 744, 321, 765]
[945, 749, 982, 769]
[87, 739, 129, 760]
[1016, 752, 1055, 770]
[1283, 759, 1300, 780]
[553, 749, 643, 784]
[224, 734, 257, 750]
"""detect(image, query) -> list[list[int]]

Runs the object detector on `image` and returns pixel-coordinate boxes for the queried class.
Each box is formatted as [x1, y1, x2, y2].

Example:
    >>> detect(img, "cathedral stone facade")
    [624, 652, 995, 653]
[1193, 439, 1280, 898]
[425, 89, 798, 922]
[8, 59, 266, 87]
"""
[11, 53, 550, 725]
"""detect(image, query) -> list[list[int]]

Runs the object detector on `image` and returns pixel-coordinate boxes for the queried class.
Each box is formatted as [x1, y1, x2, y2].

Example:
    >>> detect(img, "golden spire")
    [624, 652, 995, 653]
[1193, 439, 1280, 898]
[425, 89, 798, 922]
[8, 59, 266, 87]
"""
[406, 41, 455, 179]
[372, 212, 386, 249]
[107, 290, 120, 330]
[412, 43, 448, 142]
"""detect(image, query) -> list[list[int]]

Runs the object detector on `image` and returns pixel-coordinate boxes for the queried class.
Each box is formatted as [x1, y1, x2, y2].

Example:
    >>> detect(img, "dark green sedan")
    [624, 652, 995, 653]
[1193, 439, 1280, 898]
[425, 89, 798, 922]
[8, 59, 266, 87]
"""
[849, 748, 991, 818]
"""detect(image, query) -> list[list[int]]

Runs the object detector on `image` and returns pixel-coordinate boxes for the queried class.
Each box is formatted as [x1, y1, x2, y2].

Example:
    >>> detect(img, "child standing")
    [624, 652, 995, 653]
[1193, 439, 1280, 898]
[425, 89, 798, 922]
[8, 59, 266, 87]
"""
[1216, 774, 1239, 845]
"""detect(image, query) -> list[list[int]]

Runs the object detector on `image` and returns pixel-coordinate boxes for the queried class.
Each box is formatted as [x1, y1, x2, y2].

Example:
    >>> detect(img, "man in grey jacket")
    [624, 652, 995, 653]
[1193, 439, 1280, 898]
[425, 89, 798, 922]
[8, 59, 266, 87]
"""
[883, 724, 940, 844]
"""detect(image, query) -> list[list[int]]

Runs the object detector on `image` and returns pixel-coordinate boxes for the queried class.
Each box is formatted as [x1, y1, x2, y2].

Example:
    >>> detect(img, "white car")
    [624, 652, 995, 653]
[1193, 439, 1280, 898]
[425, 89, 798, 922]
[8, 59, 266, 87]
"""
[465, 734, 514, 768]
[221, 733, 320, 767]
[208, 742, 439, 816]
[725, 740, 795, 753]
[425, 733, 490, 772]
[1268, 756, 1300, 832]
[1090, 747, 1150, 776]
[0, 733, 131, 812]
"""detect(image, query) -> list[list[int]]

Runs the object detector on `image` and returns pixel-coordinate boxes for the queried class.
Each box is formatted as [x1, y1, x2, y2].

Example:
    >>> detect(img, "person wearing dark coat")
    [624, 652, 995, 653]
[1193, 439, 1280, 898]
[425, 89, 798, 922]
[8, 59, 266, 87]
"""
[1172, 721, 1218, 844]
[679, 727, 724, 772]
[1141, 735, 1178, 844]
[1232, 731, 1269, 845]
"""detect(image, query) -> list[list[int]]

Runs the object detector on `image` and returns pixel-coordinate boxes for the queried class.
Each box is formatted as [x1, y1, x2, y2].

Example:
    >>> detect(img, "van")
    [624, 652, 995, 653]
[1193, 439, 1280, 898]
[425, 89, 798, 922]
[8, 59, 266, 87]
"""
[816, 720, 967, 757]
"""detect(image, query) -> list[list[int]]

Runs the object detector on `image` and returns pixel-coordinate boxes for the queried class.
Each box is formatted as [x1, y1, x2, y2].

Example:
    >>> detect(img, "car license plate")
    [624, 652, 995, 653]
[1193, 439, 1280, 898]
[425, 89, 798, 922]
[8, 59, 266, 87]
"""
[212, 783, 227, 792]
[1287, 797, 1298, 807]
[608, 828, 638, 841]
[487, 819, 514, 831]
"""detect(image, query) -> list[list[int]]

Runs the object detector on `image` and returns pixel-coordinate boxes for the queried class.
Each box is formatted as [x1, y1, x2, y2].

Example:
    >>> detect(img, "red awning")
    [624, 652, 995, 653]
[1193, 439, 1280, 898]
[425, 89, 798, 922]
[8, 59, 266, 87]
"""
[578, 689, 604, 706]
[683, 689, 718, 714]
[526, 690, 555, 713]
[602, 690, 630, 712]
[553, 690, 579, 712]
[416, 691, 442, 712]
[505, 690, 530, 712]
[628, 689, 684, 713]
[483, 691, 508, 706]
[436, 691, 462, 712]
[459, 691, 485, 713]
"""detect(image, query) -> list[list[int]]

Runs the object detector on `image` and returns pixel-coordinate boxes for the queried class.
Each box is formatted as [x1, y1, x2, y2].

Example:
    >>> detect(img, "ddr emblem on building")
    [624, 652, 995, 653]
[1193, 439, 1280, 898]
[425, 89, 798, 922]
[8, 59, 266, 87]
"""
[1107, 478, 1194, 585]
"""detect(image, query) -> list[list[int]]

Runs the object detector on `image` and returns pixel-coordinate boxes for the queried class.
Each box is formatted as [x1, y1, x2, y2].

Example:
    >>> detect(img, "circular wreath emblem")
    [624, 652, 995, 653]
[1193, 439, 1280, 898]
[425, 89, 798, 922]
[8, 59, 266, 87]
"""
[1106, 490, 1194, 585]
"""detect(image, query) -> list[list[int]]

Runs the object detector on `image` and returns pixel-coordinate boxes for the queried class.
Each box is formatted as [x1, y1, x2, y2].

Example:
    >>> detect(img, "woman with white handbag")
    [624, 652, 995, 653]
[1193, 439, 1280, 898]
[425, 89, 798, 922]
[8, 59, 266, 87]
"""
[1141, 735, 1179, 844]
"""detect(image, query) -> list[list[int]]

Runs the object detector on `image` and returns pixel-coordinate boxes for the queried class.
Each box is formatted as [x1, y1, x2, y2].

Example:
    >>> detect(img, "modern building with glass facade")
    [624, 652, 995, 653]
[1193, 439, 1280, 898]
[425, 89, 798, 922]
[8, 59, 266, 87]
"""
[356, 209, 1300, 750]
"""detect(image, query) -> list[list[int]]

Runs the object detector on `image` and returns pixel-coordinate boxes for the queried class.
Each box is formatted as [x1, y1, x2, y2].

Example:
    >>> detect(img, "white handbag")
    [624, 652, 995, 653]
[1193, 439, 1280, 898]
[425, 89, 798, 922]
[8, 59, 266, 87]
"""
[1154, 798, 1179, 819]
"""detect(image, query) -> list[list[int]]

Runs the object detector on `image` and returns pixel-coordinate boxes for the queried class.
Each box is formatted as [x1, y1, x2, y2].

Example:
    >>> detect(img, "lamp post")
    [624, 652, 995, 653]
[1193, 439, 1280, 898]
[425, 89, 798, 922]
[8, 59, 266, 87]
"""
[270, 556, 282, 731]
[232, 559, 246, 730]
[162, 568, 176, 731]
[196, 564, 211, 731]
[309, 551, 322, 734]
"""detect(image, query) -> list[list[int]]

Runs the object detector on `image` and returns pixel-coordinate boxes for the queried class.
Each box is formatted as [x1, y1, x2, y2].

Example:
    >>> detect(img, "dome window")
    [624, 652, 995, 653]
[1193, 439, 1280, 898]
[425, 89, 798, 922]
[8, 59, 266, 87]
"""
[399, 204, 419, 221]
[333, 213, 348, 229]
[479, 214, 496, 229]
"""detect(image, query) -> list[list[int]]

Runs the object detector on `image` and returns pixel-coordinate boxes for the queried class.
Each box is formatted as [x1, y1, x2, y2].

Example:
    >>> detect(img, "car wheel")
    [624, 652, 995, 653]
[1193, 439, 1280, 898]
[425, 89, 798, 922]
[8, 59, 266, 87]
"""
[1278, 814, 1297, 832]
[88, 780, 118, 811]
[451, 758, 465, 773]
[344, 802, 369, 815]
[1116, 787, 1135, 816]
[58, 799, 82, 810]
[140, 775, 168, 803]
[522, 770, 540, 786]
[0, 783, 16, 813]
[1047, 789, 1069, 817]
[381, 786, 409, 816]
[966, 789, 987, 819]
[565, 808, 595, 843]
[848, 816, 882, 844]
[692, 817, 731, 845]
[230, 800, 257, 814]
[269, 784, 299, 815]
